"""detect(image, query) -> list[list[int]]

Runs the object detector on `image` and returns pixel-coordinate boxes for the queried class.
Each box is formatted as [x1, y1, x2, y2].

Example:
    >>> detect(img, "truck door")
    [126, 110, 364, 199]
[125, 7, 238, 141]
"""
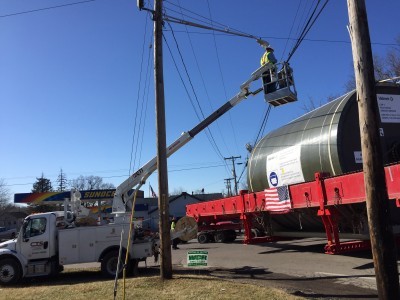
[20, 216, 51, 260]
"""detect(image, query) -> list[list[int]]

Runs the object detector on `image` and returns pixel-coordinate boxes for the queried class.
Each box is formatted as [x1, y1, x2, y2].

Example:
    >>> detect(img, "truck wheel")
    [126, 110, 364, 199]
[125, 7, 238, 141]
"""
[214, 231, 226, 243]
[130, 259, 139, 277]
[101, 250, 127, 278]
[197, 233, 209, 244]
[0, 258, 21, 285]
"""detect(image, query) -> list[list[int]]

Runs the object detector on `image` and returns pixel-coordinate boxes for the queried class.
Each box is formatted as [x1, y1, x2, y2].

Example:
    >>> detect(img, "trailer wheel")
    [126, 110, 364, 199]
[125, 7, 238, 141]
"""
[197, 233, 209, 244]
[0, 258, 21, 285]
[214, 231, 226, 243]
[101, 250, 127, 278]
[225, 230, 237, 242]
[251, 228, 259, 238]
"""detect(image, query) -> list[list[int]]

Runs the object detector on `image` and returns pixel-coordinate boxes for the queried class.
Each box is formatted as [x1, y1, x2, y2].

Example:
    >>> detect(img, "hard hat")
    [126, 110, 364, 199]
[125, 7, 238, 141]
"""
[266, 46, 274, 51]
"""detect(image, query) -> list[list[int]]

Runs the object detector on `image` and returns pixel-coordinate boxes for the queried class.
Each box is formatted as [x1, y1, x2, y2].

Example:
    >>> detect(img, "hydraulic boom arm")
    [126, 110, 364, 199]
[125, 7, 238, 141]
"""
[112, 63, 273, 215]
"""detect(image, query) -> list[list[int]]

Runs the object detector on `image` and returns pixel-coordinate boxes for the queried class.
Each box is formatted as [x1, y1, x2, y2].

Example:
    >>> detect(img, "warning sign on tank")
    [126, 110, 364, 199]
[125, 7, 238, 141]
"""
[377, 94, 400, 123]
[266, 145, 304, 187]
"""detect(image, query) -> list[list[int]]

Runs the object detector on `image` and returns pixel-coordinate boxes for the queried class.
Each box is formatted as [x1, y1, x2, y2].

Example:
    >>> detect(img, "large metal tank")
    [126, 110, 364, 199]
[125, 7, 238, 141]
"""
[248, 83, 400, 192]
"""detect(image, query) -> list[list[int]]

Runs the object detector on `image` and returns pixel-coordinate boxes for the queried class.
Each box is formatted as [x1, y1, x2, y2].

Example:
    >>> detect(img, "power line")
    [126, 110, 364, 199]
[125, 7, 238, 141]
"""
[0, 0, 98, 18]
[163, 26, 230, 169]
[287, 0, 330, 62]
[164, 0, 255, 39]
[205, 0, 240, 156]
[129, 12, 150, 176]
[281, 0, 303, 60]
[4, 164, 227, 187]
[174, 0, 233, 168]
[163, 30, 398, 46]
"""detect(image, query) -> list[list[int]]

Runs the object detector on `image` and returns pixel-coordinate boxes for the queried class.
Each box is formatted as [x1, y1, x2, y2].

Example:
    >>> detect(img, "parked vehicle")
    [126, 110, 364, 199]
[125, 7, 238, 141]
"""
[0, 227, 17, 241]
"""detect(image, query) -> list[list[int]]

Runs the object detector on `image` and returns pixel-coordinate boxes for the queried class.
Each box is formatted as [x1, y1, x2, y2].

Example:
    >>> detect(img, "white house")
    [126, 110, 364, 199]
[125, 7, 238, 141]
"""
[144, 192, 223, 231]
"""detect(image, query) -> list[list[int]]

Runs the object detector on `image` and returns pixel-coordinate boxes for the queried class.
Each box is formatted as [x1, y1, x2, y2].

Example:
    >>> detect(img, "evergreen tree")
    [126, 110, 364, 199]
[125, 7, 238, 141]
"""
[32, 173, 53, 193]
[30, 173, 55, 213]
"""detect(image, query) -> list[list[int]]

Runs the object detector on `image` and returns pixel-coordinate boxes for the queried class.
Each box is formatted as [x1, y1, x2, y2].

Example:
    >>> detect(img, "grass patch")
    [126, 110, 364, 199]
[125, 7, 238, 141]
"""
[0, 268, 304, 300]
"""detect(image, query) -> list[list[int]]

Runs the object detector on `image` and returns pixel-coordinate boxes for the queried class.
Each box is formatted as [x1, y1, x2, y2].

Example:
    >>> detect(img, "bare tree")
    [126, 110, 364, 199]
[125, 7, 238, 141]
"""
[346, 35, 400, 91]
[301, 94, 339, 113]
[169, 187, 187, 196]
[56, 168, 68, 192]
[0, 179, 16, 224]
[374, 43, 400, 81]
[0, 179, 12, 209]
[70, 175, 115, 190]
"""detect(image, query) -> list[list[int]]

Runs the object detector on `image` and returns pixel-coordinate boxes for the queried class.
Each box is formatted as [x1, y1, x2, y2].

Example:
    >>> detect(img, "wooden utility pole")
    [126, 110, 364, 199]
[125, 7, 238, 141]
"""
[347, 1, 399, 298]
[154, 0, 172, 279]
[224, 156, 241, 195]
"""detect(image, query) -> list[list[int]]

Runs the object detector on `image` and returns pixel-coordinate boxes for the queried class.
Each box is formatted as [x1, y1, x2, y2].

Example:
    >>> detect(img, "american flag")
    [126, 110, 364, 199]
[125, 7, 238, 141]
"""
[150, 184, 157, 198]
[264, 185, 292, 212]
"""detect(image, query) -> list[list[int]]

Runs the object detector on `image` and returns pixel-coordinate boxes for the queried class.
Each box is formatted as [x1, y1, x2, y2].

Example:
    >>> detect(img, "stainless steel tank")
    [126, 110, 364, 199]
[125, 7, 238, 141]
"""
[248, 83, 400, 192]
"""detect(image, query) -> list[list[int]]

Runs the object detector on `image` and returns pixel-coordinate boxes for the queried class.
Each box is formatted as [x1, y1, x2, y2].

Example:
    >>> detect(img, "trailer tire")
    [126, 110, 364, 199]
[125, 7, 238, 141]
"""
[101, 250, 128, 278]
[214, 231, 226, 243]
[225, 230, 237, 242]
[0, 258, 22, 285]
[197, 233, 209, 244]
[251, 228, 259, 238]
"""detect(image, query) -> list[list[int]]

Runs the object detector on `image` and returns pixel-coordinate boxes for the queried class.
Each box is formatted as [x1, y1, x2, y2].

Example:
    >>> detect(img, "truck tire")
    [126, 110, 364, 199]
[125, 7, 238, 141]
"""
[130, 259, 139, 277]
[0, 258, 22, 285]
[101, 250, 127, 278]
[197, 233, 209, 244]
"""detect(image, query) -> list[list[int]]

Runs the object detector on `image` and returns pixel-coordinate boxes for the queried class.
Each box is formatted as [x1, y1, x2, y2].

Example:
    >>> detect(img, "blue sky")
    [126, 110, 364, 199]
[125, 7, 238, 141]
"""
[1, 0, 399, 199]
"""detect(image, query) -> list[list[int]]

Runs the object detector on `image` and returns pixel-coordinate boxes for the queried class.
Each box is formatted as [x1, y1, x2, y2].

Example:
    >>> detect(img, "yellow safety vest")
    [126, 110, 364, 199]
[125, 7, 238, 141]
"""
[260, 51, 276, 66]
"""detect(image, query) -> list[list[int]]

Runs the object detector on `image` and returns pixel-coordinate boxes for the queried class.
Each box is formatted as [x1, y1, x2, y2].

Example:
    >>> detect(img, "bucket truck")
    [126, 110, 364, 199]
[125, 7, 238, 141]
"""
[0, 62, 296, 285]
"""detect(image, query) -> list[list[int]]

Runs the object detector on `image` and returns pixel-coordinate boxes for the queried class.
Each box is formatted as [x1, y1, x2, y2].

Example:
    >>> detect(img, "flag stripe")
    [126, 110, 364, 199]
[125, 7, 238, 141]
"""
[264, 185, 292, 212]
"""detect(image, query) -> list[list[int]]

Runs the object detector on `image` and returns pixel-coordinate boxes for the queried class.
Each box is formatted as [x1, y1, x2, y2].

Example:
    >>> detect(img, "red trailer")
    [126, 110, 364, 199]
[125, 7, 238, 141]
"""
[186, 163, 400, 254]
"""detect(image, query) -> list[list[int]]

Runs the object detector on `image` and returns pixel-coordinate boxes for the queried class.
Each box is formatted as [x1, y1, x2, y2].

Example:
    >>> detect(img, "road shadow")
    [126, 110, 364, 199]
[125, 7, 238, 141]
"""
[204, 266, 378, 300]
[11, 265, 379, 299]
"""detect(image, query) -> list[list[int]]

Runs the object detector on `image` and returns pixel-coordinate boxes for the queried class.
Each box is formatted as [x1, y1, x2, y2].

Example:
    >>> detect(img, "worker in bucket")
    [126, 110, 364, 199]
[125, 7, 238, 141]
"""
[260, 45, 278, 93]
[171, 217, 179, 250]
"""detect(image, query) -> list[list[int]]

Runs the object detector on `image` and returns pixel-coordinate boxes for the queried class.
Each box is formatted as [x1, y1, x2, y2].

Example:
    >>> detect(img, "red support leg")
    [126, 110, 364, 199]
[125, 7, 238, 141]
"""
[242, 214, 253, 244]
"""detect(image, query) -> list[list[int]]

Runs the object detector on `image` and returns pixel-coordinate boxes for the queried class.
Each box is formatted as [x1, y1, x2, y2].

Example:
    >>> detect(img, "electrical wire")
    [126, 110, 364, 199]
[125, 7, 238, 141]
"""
[137, 42, 153, 167]
[281, 0, 303, 61]
[287, 0, 330, 62]
[129, 13, 150, 175]
[164, 0, 259, 41]
[0, 0, 98, 18]
[133, 26, 153, 170]
[205, 0, 240, 155]
[174, 0, 233, 162]
[163, 33, 227, 164]
[163, 25, 231, 172]
[253, 105, 272, 148]
[163, 30, 398, 46]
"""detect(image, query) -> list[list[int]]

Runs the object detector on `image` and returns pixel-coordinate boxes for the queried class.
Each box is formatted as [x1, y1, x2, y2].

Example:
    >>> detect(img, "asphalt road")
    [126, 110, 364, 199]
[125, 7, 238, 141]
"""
[65, 236, 400, 299]
[149, 236, 399, 299]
